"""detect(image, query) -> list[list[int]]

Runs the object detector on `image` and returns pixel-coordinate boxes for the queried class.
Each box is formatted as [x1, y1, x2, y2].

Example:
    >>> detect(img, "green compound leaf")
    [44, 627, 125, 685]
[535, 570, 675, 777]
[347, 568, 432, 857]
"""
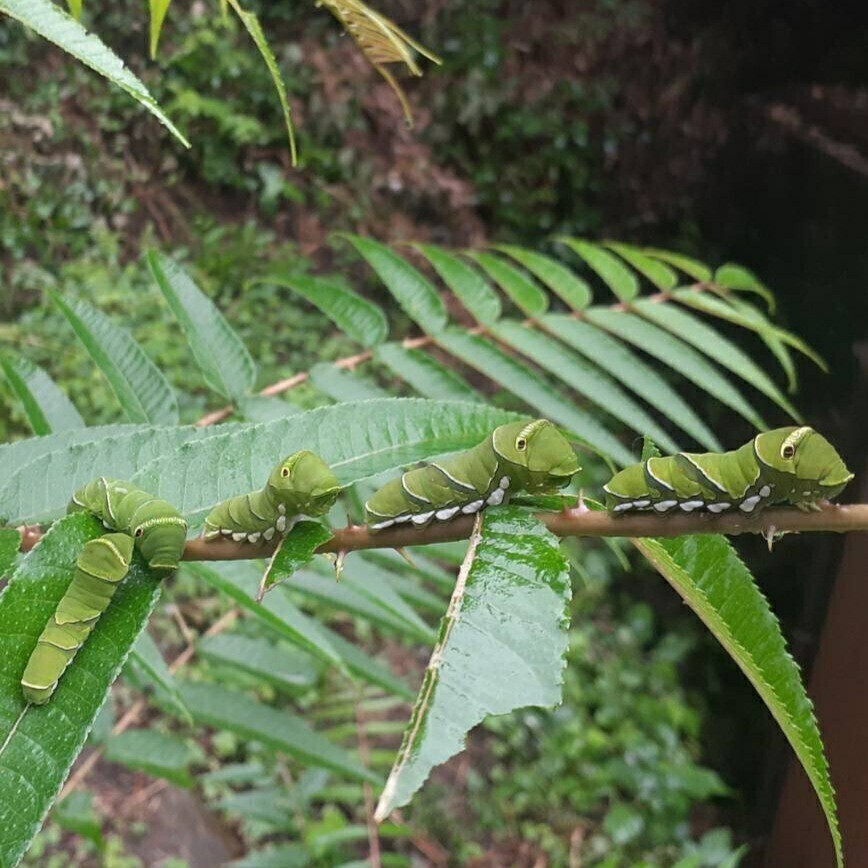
[339, 235, 449, 335]
[253, 274, 388, 348]
[374, 343, 483, 403]
[181, 680, 379, 784]
[375, 507, 570, 819]
[633, 534, 841, 868]
[0, 512, 163, 868]
[147, 251, 257, 403]
[558, 237, 639, 302]
[0, 352, 84, 436]
[494, 245, 592, 310]
[258, 520, 334, 600]
[464, 251, 549, 319]
[715, 263, 776, 313]
[50, 293, 179, 426]
[0, 0, 188, 147]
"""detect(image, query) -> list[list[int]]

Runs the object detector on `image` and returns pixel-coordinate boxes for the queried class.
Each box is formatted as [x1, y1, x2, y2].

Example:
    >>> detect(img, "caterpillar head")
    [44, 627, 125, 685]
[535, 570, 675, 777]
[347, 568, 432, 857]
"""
[493, 419, 580, 490]
[267, 451, 341, 516]
[133, 515, 188, 572]
[755, 426, 854, 498]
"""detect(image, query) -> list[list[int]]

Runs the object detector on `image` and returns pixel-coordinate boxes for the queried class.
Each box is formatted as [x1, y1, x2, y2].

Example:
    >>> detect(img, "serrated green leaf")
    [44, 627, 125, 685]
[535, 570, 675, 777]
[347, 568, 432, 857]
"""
[584, 308, 767, 430]
[375, 508, 570, 818]
[253, 274, 388, 348]
[148, 0, 172, 57]
[289, 570, 435, 642]
[0, 353, 84, 436]
[0, 424, 239, 524]
[186, 562, 346, 673]
[411, 244, 501, 325]
[0, 512, 163, 867]
[604, 242, 678, 291]
[0, 0, 188, 146]
[51, 293, 179, 426]
[631, 299, 800, 421]
[339, 236, 449, 334]
[494, 245, 591, 310]
[147, 251, 257, 402]
[374, 343, 483, 403]
[642, 248, 712, 282]
[491, 321, 681, 453]
[133, 399, 520, 521]
[464, 251, 548, 318]
[259, 521, 334, 600]
[541, 315, 720, 450]
[559, 238, 639, 301]
[181, 680, 379, 783]
[309, 362, 389, 402]
[714, 263, 776, 313]
[105, 729, 194, 787]
[633, 534, 841, 868]
[199, 633, 320, 694]
[0, 530, 19, 580]
[226, 0, 296, 163]
[436, 330, 634, 465]
[127, 631, 191, 724]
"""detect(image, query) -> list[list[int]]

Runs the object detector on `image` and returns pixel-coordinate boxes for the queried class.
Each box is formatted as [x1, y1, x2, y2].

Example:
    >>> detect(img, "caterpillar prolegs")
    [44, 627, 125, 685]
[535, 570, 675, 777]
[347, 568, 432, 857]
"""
[22, 479, 187, 705]
[604, 426, 853, 516]
[203, 451, 341, 543]
[365, 419, 580, 531]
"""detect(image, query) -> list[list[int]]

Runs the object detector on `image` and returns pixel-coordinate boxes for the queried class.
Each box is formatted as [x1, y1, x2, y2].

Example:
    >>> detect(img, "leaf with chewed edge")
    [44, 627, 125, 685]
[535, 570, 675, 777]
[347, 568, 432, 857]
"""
[375, 507, 570, 819]
[258, 521, 334, 600]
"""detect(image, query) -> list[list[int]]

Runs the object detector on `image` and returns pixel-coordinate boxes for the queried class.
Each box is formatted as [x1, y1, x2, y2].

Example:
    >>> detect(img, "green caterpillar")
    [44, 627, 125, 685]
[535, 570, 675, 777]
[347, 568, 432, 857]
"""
[604, 426, 853, 516]
[22, 479, 187, 705]
[203, 451, 341, 543]
[365, 419, 579, 530]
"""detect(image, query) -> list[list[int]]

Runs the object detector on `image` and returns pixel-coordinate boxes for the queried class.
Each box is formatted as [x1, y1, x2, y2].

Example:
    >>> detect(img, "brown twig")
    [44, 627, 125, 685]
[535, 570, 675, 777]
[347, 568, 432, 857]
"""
[18, 503, 868, 560]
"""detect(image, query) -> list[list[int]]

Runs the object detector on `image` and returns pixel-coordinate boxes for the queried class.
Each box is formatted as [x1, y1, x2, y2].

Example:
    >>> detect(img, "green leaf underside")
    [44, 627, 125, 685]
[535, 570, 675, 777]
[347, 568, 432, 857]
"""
[374, 343, 483, 403]
[341, 235, 449, 334]
[436, 330, 635, 465]
[630, 299, 800, 421]
[375, 507, 570, 819]
[104, 729, 193, 787]
[1, 424, 245, 524]
[259, 521, 334, 599]
[309, 363, 390, 402]
[494, 245, 591, 310]
[51, 293, 179, 426]
[0, 353, 84, 436]
[198, 633, 320, 693]
[603, 242, 679, 292]
[411, 244, 502, 325]
[584, 308, 767, 430]
[0, 513, 163, 868]
[187, 563, 346, 672]
[464, 251, 548, 318]
[642, 248, 712, 282]
[147, 251, 257, 403]
[226, 0, 297, 164]
[181, 680, 378, 783]
[491, 321, 681, 454]
[559, 238, 639, 301]
[132, 399, 521, 520]
[540, 315, 721, 451]
[254, 275, 388, 348]
[0, 0, 189, 147]
[633, 535, 841, 868]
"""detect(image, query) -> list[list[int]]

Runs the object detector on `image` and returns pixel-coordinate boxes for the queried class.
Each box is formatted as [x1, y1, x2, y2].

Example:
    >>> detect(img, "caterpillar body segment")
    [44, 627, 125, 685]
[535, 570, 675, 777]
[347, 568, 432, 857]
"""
[22, 533, 134, 705]
[203, 451, 341, 544]
[605, 426, 853, 516]
[365, 419, 580, 531]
